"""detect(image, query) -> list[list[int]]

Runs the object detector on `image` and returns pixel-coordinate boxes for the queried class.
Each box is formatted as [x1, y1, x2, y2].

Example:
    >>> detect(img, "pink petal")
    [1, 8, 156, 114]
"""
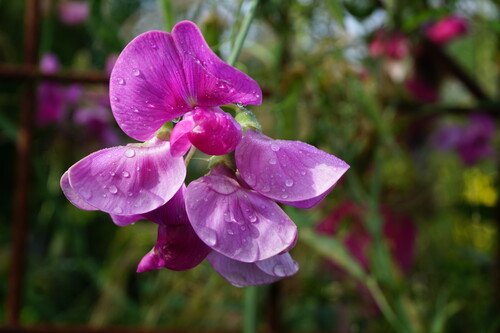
[187, 107, 241, 155]
[207, 251, 298, 287]
[110, 214, 142, 227]
[137, 223, 210, 272]
[172, 21, 262, 107]
[170, 115, 195, 157]
[235, 130, 349, 208]
[185, 165, 297, 263]
[67, 139, 186, 215]
[110, 31, 192, 141]
[60, 171, 98, 211]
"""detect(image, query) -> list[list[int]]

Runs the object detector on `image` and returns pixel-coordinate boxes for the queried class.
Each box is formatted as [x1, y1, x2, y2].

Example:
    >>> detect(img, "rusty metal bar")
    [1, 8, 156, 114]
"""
[0, 65, 109, 84]
[6, 0, 40, 326]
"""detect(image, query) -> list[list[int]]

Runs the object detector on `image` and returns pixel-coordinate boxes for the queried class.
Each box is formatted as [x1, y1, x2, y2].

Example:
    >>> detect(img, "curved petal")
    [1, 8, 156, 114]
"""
[110, 31, 192, 141]
[172, 21, 262, 107]
[60, 171, 98, 211]
[185, 165, 297, 263]
[110, 214, 143, 227]
[137, 223, 210, 272]
[143, 185, 189, 225]
[236, 130, 349, 208]
[170, 115, 195, 157]
[255, 252, 299, 277]
[188, 107, 241, 156]
[207, 251, 298, 287]
[68, 139, 186, 215]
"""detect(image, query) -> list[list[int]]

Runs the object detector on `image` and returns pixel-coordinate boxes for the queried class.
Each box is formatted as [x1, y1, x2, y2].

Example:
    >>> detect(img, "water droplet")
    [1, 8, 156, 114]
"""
[269, 158, 277, 165]
[273, 264, 286, 277]
[136, 167, 141, 172]
[248, 215, 257, 223]
[245, 174, 256, 186]
[124, 149, 135, 158]
[112, 96, 119, 102]
[132, 68, 141, 76]
[240, 225, 246, 231]
[261, 185, 270, 193]
[114, 207, 123, 214]
[270, 143, 280, 152]
[285, 179, 294, 187]
[227, 229, 235, 235]
[127, 192, 134, 197]
[116, 77, 125, 85]
[110, 172, 116, 177]
[300, 171, 306, 176]
[122, 171, 130, 178]
[199, 227, 217, 246]
[224, 212, 232, 222]
[133, 108, 139, 113]
[108, 185, 118, 194]
[103, 194, 108, 198]
[150, 41, 158, 49]
[281, 193, 289, 199]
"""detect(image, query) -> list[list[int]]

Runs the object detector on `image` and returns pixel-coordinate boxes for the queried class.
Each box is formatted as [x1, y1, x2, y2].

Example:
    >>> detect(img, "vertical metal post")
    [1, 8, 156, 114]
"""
[7, 0, 40, 326]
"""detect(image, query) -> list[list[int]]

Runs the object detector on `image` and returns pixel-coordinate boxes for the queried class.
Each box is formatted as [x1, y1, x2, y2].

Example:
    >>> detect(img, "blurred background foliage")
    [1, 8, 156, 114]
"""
[1, 0, 500, 332]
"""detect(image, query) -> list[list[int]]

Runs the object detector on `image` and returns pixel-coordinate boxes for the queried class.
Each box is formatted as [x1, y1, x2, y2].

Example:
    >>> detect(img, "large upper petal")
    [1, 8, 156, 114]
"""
[110, 31, 192, 141]
[60, 171, 98, 211]
[67, 139, 185, 215]
[235, 130, 350, 208]
[207, 251, 299, 287]
[185, 165, 297, 263]
[172, 21, 262, 107]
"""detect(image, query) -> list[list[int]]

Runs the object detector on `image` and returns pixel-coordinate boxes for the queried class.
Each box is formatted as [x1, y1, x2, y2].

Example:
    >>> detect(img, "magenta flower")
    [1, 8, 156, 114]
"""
[317, 201, 417, 275]
[426, 16, 468, 44]
[58, 1, 89, 26]
[37, 54, 66, 126]
[109, 21, 261, 155]
[433, 113, 496, 165]
[368, 29, 410, 60]
[405, 76, 439, 103]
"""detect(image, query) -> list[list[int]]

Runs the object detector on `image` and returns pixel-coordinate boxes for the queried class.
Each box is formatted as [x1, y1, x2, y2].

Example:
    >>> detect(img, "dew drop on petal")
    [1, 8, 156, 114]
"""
[248, 215, 257, 223]
[269, 158, 277, 165]
[261, 185, 270, 193]
[124, 149, 136, 158]
[281, 193, 289, 199]
[110, 172, 116, 177]
[108, 185, 118, 194]
[127, 192, 134, 197]
[300, 171, 306, 176]
[285, 179, 294, 187]
[223, 212, 232, 222]
[270, 143, 280, 152]
[122, 171, 130, 178]
[112, 97, 119, 102]
[81, 189, 92, 200]
[199, 227, 217, 246]
[117, 77, 125, 85]
[132, 68, 141, 76]
[273, 264, 286, 277]
[114, 207, 123, 214]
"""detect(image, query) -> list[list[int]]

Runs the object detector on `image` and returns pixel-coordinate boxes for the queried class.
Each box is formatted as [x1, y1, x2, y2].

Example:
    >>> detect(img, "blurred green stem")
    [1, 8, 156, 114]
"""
[160, 0, 175, 31]
[227, 0, 259, 66]
[244, 286, 258, 333]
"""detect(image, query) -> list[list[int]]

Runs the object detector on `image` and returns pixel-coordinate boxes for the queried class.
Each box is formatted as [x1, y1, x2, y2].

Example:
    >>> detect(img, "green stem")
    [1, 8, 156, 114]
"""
[227, 0, 260, 66]
[160, 0, 175, 31]
[244, 286, 258, 333]
[184, 146, 197, 166]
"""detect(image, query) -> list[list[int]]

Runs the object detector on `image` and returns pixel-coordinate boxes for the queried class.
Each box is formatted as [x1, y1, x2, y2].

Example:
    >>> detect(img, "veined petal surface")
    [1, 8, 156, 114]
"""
[110, 31, 192, 141]
[207, 251, 298, 287]
[185, 165, 297, 263]
[172, 21, 262, 107]
[236, 130, 349, 208]
[68, 140, 185, 215]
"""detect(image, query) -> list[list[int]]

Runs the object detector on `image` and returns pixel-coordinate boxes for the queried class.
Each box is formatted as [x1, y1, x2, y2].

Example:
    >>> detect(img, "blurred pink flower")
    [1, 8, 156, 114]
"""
[405, 76, 439, 103]
[433, 113, 496, 165]
[426, 16, 468, 44]
[317, 200, 417, 275]
[37, 53, 65, 126]
[368, 29, 410, 60]
[105, 54, 119, 76]
[58, 1, 89, 26]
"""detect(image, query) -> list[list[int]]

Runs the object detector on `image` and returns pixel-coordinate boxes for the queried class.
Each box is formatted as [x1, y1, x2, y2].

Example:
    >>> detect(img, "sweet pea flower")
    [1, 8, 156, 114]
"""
[37, 54, 66, 126]
[58, 1, 89, 26]
[426, 16, 468, 44]
[368, 29, 410, 60]
[433, 113, 496, 165]
[109, 21, 261, 156]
